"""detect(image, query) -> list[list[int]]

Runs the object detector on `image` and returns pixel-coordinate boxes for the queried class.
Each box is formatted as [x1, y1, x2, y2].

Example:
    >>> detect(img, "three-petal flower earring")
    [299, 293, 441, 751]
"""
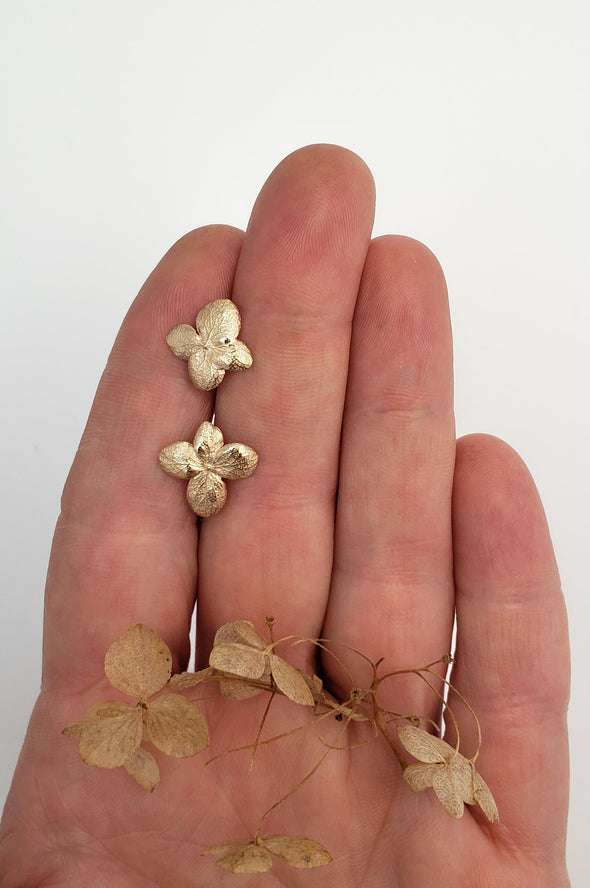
[166, 298, 253, 391]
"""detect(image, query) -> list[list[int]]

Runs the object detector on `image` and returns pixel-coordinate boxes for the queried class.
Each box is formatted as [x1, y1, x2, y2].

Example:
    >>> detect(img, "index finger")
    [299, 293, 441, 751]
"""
[42, 225, 243, 690]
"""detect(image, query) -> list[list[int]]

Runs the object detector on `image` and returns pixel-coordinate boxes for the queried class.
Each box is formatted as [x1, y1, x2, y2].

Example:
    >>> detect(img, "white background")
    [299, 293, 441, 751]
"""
[1, 0, 588, 881]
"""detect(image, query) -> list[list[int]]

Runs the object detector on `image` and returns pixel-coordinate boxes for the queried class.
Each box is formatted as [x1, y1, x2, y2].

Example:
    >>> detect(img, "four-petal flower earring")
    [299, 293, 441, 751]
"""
[166, 298, 253, 391]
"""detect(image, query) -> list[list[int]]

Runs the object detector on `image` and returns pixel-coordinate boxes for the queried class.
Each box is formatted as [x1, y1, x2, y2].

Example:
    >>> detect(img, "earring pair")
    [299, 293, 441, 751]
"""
[158, 299, 258, 517]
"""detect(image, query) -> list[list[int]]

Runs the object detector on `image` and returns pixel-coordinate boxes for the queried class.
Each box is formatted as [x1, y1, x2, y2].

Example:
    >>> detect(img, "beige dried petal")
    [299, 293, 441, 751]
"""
[169, 666, 216, 689]
[304, 673, 324, 698]
[62, 722, 83, 738]
[214, 620, 267, 649]
[196, 298, 242, 342]
[473, 770, 500, 823]
[187, 349, 226, 391]
[220, 662, 273, 699]
[262, 835, 333, 869]
[213, 443, 259, 480]
[220, 679, 266, 700]
[202, 839, 252, 857]
[218, 847, 272, 873]
[145, 694, 209, 757]
[403, 762, 440, 793]
[186, 469, 227, 517]
[397, 725, 455, 763]
[78, 702, 142, 769]
[166, 324, 199, 359]
[193, 421, 224, 461]
[270, 655, 315, 706]
[123, 745, 160, 792]
[158, 441, 200, 479]
[104, 624, 172, 701]
[432, 765, 471, 818]
[210, 643, 268, 679]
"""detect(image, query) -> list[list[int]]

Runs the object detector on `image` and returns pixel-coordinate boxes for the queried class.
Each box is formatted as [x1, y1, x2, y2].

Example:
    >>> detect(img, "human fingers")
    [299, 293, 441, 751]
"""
[196, 145, 375, 660]
[42, 226, 243, 690]
[450, 434, 569, 867]
[323, 235, 456, 711]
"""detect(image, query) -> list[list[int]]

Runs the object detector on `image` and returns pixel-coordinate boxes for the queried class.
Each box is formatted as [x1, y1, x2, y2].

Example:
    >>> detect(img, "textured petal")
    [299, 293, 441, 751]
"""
[188, 348, 225, 390]
[193, 421, 224, 461]
[270, 655, 315, 706]
[473, 769, 500, 822]
[78, 702, 142, 769]
[397, 725, 454, 763]
[216, 846, 273, 873]
[227, 339, 253, 370]
[213, 443, 259, 480]
[262, 835, 332, 868]
[220, 676, 270, 699]
[123, 745, 160, 792]
[432, 767, 466, 818]
[158, 441, 200, 478]
[403, 762, 440, 793]
[166, 324, 199, 359]
[186, 470, 227, 517]
[169, 666, 216, 689]
[104, 624, 172, 700]
[196, 298, 242, 342]
[209, 643, 268, 679]
[214, 620, 267, 650]
[145, 694, 209, 757]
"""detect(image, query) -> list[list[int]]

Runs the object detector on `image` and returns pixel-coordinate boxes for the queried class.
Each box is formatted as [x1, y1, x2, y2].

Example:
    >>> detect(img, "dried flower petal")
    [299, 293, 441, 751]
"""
[473, 771, 500, 822]
[123, 745, 160, 792]
[169, 666, 216, 689]
[145, 694, 209, 757]
[398, 725, 499, 822]
[78, 701, 142, 769]
[203, 841, 272, 873]
[210, 643, 268, 679]
[262, 835, 332, 868]
[270, 655, 315, 706]
[214, 620, 267, 649]
[397, 725, 454, 763]
[104, 624, 172, 701]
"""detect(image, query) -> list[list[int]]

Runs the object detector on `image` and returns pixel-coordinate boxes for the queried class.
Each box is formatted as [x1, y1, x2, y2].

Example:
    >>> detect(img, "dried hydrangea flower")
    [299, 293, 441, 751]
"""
[63, 624, 209, 791]
[208, 620, 315, 706]
[166, 298, 253, 391]
[397, 725, 499, 822]
[159, 421, 258, 517]
[203, 835, 332, 872]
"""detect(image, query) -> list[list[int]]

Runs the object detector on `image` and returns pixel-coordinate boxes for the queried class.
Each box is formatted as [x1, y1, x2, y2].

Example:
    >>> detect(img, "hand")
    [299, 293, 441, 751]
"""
[0, 145, 570, 887]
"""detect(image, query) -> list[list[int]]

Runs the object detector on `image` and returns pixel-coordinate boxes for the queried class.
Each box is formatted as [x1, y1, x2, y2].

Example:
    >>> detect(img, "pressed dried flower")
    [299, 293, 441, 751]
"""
[203, 835, 332, 872]
[397, 725, 498, 822]
[63, 624, 209, 790]
[159, 421, 258, 517]
[209, 620, 315, 707]
[166, 298, 253, 390]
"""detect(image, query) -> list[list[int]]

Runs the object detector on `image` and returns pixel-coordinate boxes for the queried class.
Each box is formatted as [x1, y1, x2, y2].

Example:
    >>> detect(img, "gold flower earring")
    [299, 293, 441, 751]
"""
[166, 299, 253, 391]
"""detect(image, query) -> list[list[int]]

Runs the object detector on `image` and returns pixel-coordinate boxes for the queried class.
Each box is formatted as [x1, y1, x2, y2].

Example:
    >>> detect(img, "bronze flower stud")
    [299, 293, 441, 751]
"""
[166, 299, 253, 391]
[159, 421, 258, 517]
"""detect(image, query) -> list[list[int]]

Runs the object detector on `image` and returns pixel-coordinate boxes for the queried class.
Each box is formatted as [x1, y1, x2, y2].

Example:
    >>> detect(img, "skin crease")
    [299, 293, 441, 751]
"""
[0, 145, 570, 887]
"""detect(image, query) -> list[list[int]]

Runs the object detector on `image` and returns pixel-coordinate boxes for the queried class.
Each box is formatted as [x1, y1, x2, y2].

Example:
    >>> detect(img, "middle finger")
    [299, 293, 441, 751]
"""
[197, 145, 375, 661]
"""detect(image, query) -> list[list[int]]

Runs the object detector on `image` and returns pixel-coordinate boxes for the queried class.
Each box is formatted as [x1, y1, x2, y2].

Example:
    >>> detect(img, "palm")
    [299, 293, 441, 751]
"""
[0, 146, 569, 887]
